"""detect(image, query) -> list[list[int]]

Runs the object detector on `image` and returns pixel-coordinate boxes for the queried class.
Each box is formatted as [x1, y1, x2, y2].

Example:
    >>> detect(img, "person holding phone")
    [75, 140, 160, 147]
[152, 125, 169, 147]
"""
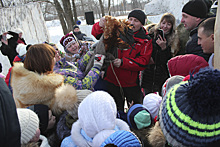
[141, 13, 177, 95]
[0, 28, 26, 66]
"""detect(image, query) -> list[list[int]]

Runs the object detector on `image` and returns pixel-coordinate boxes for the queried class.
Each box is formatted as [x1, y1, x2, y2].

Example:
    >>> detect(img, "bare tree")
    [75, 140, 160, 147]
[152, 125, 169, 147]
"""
[72, 0, 78, 22]
[98, 0, 105, 17]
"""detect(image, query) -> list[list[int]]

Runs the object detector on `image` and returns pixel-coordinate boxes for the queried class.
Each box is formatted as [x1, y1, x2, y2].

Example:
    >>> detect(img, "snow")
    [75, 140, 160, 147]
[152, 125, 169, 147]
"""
[1, 0, 188, 76]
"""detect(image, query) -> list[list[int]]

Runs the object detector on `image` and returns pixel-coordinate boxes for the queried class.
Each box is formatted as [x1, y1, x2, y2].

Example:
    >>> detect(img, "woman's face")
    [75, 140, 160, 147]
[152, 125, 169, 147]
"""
[66, 42, 79, 54]
[53, 46, 61, 62]
[160, 19, 172, 34]
[47, 110, 56, 130]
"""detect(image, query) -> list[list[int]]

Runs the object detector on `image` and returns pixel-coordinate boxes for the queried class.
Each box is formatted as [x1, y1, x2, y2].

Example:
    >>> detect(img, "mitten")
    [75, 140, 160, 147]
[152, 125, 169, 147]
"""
[93, 54, 105, 70]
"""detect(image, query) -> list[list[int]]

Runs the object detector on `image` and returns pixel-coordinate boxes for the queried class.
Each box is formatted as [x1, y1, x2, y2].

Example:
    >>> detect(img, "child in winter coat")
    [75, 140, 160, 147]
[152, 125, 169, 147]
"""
[61, 91, 130, 147]
[54, 32, 105, 91]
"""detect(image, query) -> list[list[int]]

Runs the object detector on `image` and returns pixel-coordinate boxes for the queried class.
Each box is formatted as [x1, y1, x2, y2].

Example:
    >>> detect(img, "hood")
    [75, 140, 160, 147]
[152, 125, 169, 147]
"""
[78, 91, 117, 138]
[168, 54, 209, 76]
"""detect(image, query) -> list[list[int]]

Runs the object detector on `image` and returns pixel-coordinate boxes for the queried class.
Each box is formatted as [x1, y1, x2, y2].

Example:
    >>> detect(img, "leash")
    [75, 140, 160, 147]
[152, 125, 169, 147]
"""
[110, 61, 125, 101]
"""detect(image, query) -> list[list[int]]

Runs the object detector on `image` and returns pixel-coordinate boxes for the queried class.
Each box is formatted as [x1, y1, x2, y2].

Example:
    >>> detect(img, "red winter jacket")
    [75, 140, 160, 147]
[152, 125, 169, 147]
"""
[168, 54, 209, 77]
[92, 22, 153, 87]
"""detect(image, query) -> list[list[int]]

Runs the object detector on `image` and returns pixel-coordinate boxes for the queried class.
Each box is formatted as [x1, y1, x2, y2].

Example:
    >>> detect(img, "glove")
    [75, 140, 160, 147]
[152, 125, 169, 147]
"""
[93, 54, 105, 70]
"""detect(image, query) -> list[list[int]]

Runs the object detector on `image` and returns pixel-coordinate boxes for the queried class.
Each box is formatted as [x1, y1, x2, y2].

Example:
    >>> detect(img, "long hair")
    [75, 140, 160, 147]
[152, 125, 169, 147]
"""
[24, 44, 56, 74]
[150, 13, 176, 46]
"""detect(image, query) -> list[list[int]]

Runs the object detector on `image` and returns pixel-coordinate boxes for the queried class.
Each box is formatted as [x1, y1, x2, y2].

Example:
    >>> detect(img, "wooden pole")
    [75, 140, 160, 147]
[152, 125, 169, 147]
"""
[214, 2, 220, 69]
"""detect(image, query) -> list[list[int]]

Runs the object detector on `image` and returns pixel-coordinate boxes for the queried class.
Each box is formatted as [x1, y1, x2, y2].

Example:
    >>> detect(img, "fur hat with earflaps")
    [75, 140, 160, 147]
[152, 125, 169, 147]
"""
[157, 68, 220, 147]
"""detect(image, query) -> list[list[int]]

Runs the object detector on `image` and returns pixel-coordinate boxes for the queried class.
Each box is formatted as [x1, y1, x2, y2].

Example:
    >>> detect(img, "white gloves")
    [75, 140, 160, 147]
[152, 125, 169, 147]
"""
[93, 54, 105, 70]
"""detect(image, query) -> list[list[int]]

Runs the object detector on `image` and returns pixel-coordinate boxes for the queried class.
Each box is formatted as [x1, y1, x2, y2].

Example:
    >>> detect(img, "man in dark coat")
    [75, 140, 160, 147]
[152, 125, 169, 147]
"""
[0, 78, 21, 146]
[181, 0, 211, 61]
[73, 25, 87, 40]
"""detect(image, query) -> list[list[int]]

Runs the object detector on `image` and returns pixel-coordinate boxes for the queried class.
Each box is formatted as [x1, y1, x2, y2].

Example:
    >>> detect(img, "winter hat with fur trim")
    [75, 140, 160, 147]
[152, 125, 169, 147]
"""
[17, 108, 39, 144]
[60, 32, 78, 49]
[182, 0, 208, 18]
[128, 9, 146, 25]
[16, 44, 28, 56]
[127, 104, 152, 130]
[159, 68, 220, 146]
[78, 91, 117, 138]
[143, 93, 162, 119]
[101, 130, 141, 147]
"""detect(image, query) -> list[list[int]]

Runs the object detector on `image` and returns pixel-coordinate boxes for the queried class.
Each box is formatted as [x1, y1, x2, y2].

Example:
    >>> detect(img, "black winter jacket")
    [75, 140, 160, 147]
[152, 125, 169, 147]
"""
[0, 78, 21, 146]
[141, 33, 171, 94]
[0, 31, 19, 66]
[185, 25, 211, 62]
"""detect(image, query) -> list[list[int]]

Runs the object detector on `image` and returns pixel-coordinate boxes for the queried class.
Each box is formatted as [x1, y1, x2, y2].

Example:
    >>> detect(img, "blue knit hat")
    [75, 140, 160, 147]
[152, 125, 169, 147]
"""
[100, 130, 141, 147]
[127, 104, 152, 130]
[159, 68, 220, 146]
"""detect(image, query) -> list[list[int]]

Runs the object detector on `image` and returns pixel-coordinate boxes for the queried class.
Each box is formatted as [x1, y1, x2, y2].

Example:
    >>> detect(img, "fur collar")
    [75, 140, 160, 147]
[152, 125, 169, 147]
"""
[148, 122, 166, 147]
[11, 63, 77, 115]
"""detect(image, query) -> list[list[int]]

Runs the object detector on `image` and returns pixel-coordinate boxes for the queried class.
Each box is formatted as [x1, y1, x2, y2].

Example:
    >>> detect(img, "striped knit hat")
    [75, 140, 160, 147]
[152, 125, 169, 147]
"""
[17, 108, 39, 144]
[159, 68, 220, 147]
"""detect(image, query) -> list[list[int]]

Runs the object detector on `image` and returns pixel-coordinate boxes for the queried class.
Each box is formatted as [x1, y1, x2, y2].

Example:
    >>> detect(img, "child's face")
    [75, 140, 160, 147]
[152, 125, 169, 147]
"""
[47, 110, 56, 130]
[30, 128, 40, 142]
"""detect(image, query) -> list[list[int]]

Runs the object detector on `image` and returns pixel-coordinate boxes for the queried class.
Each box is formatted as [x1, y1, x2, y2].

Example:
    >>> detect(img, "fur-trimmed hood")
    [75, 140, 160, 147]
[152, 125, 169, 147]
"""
[11, 62, 77, 115]
[70, 119, 130, 147]
[148, 122, 166, 147]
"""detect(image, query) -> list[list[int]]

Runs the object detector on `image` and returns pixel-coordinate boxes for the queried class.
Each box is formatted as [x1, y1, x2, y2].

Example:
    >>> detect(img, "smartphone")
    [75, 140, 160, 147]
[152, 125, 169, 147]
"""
[158, 29, 165, 40]
[2, 35, 6, 41]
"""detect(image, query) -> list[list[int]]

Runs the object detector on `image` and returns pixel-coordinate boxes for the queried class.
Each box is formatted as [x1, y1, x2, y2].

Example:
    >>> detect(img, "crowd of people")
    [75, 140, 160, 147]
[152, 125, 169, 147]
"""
[0, 0, 219, 146]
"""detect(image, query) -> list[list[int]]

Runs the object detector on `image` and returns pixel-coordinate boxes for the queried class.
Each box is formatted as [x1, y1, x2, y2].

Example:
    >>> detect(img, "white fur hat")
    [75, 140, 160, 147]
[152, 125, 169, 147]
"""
[16, 44, 27, 56]
[17, 108, 39, 144]
[14, 28, 24, 34]
[143, 93, 162, 119]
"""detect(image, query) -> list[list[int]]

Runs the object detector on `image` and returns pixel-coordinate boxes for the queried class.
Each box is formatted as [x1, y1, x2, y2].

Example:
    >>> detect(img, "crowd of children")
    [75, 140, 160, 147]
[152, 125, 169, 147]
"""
[0, 0, 219, 146]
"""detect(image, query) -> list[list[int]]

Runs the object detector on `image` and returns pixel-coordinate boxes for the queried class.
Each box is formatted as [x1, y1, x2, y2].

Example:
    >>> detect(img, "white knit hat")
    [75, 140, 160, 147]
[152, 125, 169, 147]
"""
[17, 108, 39, 144]
[16, 44, 27, 56]
[14, 28, 24, 34]
[143, 93, 162, 119]
[78, 91, 117, 138]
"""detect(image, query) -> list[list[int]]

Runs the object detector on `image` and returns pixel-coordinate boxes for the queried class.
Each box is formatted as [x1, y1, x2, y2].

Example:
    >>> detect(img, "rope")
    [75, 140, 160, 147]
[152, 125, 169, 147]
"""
[110, 61, 125, 100]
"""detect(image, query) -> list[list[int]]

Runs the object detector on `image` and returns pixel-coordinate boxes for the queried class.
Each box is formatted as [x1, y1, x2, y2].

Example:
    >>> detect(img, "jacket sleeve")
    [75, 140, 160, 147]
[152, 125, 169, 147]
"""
[63, 67, 100, 90]
[0, 44, 11, 55]
[91, 22, 104, 40]
[75, 51, 93, 72]
[120, 39, 153, 71]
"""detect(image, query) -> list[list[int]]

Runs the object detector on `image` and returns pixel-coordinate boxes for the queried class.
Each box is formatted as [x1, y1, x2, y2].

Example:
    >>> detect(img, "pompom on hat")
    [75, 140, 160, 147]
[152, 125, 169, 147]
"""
[128, 9, 146, 25]
[17, 108, 39, 144]
[127, 104, 152, 130]
[143, 93, 162, 119]
[60, 32, 78, 48]
[159, 68, 220, 146]
[182, 0, 208, 18]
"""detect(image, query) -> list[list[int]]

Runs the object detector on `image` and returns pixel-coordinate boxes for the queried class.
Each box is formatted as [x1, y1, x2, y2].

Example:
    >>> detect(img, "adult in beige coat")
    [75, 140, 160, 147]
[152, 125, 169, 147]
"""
[11, 44, 91, 116]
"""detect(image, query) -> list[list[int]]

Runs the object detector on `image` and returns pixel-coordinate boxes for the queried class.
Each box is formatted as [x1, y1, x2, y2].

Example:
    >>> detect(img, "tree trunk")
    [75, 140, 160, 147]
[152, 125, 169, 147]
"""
[53, 0, 68, 34]
[99, 0, 105, 17]
[80, 0, 85, 19]
[214, 2, 220, 69]
[72, 0, 78, 23]
[108, 0, 111, 15]
[62, 0, 74, 32]
[0, 0, 4, 7]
